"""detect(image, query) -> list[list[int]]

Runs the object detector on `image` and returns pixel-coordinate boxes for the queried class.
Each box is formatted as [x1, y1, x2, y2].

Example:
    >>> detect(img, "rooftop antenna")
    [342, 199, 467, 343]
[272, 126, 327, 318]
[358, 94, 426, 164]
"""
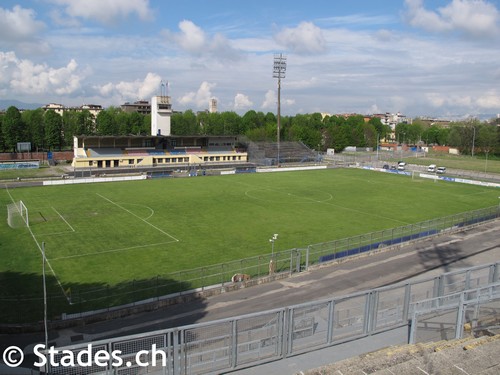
[160, 80, 165, 96]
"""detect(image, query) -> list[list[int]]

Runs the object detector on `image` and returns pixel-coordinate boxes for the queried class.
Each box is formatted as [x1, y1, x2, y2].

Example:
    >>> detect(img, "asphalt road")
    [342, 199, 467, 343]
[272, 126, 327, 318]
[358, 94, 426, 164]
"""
[1, 220, 499, 373]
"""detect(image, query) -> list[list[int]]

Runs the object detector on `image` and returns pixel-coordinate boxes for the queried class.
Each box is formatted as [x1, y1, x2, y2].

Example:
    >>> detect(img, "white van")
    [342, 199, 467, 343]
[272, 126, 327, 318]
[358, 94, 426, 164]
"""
[427, 164, 437, 172]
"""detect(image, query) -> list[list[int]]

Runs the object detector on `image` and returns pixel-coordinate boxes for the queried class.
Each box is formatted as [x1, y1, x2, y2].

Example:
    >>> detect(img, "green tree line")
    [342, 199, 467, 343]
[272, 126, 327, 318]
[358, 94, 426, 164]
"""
[397, 118, 500, 156]
[1, 105, 498, 155]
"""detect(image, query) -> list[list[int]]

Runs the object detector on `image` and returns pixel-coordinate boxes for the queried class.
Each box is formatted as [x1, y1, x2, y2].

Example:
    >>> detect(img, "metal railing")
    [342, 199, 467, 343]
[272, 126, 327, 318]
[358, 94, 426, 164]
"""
[409, 282, 500, 344]
[49, 261, 500, 375]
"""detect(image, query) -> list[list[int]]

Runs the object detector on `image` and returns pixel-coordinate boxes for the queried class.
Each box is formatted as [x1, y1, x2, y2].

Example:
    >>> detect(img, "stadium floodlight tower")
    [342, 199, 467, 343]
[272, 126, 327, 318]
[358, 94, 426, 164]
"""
[273, 53, 287, 167]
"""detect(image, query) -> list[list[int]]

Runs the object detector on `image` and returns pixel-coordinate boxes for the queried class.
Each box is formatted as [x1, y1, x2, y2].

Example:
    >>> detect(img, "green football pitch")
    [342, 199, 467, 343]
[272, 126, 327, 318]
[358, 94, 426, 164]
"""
[1, 168, 499, 320]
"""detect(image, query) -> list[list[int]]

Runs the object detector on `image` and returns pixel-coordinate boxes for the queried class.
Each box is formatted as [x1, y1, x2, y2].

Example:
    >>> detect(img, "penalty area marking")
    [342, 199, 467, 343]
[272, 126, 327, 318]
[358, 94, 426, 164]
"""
[4, 186, 70, 301]
[52, 206, 75, 232]
[96, 193, 179, 242]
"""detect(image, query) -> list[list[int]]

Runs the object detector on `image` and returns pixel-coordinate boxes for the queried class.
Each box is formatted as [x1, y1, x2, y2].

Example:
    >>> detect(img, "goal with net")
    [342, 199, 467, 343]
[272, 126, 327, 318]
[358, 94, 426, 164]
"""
[7, 200, 29, 228]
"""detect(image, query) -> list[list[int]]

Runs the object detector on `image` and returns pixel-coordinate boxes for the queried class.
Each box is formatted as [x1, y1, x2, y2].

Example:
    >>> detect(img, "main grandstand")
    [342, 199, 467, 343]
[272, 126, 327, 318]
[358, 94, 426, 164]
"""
[72, 134, 248, 170]
[71, 94, 320, 172]
[71, 94, 250, 172]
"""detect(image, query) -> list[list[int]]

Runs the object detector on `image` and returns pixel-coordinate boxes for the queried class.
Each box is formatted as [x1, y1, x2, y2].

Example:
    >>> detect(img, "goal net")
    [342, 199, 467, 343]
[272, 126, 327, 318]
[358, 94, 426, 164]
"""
[7, 200, 29, 228]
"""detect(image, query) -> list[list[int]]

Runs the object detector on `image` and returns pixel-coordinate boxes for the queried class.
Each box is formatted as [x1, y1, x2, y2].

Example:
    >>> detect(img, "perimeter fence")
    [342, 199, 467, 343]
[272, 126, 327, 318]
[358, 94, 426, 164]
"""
[48, 261, 500, 375]
[2, 205, 499, 324]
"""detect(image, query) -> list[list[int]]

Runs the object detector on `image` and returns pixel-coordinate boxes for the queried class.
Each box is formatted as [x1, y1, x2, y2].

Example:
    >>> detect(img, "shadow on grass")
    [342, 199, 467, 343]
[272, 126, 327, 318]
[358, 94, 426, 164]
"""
[0, 271, 208, 327]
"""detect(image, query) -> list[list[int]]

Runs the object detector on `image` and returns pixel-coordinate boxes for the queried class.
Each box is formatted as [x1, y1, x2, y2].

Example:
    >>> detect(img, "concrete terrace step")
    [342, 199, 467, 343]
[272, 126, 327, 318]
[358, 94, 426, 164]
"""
[302, 334, 500, 375]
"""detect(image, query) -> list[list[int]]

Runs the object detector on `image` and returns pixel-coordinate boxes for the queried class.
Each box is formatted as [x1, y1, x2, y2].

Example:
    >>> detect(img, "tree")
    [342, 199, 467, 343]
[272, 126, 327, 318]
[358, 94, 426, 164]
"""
[477, 124, 498, 156]
[184, 110, 200, 135]
[221, 111, 241, 135]
[22, 108, 45, 150]
[116, 111, 131, 135]
[242, 110, 264, 130]
[130, 112, 145, 135]
[44, 110, 63, 150]
[446, 119, 480, 154]
[76, 110, 95, 135]
[368, 117, 390, 142]
[2, 106, 25, 152]
[0, 115, 5, 151]
[346, 115, 366, 147]
[406, 122, 423, 144]
[395, 123, 410, 144]
[95, 109, 116, 135]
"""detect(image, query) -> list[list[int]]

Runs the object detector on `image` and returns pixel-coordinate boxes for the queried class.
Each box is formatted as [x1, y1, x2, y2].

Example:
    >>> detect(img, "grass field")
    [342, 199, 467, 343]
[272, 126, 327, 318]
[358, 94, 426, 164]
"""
[1, 168, 499, 321]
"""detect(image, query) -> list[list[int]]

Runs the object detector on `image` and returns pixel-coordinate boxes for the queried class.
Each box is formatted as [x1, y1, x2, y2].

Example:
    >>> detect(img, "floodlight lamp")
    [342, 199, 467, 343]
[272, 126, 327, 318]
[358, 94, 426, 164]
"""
[273, 54, 287, 79]
[274, 234, 279, 239]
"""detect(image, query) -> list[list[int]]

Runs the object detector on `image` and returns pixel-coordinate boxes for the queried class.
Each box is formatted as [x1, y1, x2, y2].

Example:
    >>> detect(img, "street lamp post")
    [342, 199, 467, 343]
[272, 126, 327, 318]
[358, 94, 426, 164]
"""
[472, 126, 476, 157]
[269, 234, 278, 275]
[376, 133, 380, 160]
[42, 242, 48, 374]
[269, 233, 278, 257]
[273, 54, 287, 167]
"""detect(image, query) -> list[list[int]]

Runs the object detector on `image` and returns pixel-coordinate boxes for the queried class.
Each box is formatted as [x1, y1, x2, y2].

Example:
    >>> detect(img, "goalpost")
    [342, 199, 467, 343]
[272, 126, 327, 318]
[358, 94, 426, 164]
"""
[7, 200, 29, 228]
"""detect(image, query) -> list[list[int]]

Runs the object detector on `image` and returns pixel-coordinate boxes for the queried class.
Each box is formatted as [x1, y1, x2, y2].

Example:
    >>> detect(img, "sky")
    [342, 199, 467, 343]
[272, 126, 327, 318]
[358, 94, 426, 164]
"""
[1, 0, 500, 118]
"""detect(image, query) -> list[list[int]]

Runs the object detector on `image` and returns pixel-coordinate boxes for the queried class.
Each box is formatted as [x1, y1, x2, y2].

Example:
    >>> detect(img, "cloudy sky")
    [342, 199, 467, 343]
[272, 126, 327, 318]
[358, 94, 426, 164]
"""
[1, 0, 499, 118]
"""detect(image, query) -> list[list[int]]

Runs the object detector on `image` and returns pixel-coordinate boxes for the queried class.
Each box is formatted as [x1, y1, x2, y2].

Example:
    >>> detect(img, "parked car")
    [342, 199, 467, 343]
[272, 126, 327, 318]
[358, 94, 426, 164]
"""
[383, 164, 389, 169]
[437, 167, 446, 174]
[427, 164, 437, 172]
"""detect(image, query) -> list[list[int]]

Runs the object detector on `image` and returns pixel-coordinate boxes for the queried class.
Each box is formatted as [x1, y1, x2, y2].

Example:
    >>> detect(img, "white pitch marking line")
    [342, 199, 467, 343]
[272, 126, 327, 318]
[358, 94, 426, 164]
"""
[52, 207, 75, 232]
[96, 193, 179, 242]
[4, 187, 69, 301]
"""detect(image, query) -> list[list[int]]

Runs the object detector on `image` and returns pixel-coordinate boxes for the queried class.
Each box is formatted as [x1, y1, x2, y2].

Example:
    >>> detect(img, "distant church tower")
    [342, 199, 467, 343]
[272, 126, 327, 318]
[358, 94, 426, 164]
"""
[151, 81, 172, 136]
[209, 98, 217, 113]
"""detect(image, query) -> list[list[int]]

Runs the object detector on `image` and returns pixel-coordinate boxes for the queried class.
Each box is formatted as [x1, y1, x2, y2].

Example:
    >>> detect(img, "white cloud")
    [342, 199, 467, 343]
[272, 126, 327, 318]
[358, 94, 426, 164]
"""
[178, 81, 216, 108]
[261, 90, 276, 110]
[423, 92, 500, 112]
[475, 90, 500, 109]
[233, 93, 253, 110]
[404, 0, 500, 37]
[48, 0, 153, 25]
[94, 72, 162, 101]
[274, 22, 327, 54]
[0, 5, 46, 41]
[261, 89, 295, 111]
[163, 20, 242, 61]
[97, 82, 114, 97]
[0, 51, 84, 96]
[174, 20, 206, 53]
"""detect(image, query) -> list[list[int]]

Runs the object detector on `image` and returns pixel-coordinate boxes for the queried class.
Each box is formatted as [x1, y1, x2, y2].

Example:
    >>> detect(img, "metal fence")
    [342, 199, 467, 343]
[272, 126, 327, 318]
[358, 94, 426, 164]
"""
[409, 281, 500, 344]
[49, 261, 500, 375]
